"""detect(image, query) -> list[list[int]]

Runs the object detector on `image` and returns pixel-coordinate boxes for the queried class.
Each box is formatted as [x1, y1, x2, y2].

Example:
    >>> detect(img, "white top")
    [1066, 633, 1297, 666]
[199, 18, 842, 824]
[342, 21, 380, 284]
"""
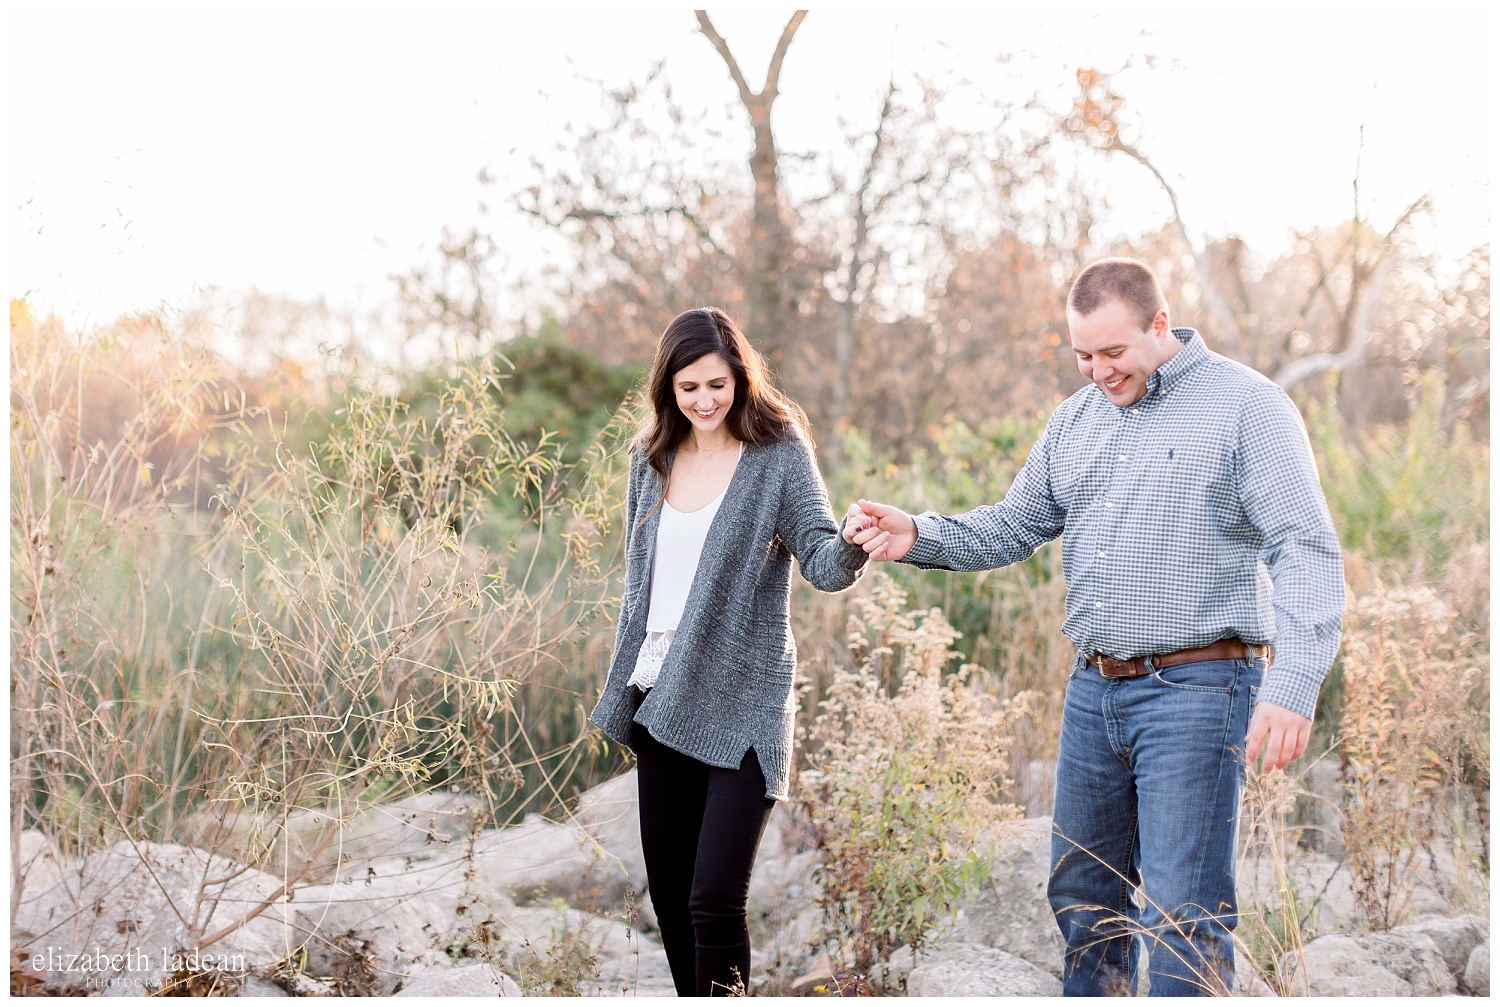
[628, 444, 741, 690]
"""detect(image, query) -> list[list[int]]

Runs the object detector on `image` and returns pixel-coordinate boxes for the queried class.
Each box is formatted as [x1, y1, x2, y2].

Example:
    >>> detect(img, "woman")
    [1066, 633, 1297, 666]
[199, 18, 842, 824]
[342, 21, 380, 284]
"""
[590, 307, 868, 997]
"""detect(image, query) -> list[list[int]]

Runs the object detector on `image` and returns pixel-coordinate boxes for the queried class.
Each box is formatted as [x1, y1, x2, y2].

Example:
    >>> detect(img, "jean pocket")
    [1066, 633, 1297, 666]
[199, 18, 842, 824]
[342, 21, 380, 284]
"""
[1152, 658, 1239, 693]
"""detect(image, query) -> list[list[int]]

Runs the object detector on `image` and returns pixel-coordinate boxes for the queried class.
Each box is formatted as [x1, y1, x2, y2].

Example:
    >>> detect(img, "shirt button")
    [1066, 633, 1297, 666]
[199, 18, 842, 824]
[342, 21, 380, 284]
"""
[1118, 454, 1126, 461]
[1105, 501, 1113, 508]
[1097, 550, 1106, 558]
[1095, 602, 1103, 608]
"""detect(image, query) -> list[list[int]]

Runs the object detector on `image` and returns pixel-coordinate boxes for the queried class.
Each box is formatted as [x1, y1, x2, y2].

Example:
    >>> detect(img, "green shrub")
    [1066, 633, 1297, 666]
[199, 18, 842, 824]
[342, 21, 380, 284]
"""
[800, 572, 1031, 975]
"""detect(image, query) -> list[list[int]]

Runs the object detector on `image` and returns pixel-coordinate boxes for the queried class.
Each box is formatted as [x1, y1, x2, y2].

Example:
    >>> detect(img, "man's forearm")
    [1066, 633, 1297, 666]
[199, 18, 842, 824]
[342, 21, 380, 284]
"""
[900, 505, 1058, 572]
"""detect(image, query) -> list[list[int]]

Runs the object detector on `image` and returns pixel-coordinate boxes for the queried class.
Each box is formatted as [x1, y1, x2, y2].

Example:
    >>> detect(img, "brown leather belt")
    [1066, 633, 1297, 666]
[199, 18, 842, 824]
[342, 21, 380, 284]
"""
[1086, 638, 1272, 679]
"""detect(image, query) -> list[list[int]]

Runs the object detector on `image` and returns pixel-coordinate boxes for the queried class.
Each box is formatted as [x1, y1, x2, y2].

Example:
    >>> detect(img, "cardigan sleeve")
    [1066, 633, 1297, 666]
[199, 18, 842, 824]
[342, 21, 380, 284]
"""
[615, 448, 647, 625]
[776, 432, 868, 593]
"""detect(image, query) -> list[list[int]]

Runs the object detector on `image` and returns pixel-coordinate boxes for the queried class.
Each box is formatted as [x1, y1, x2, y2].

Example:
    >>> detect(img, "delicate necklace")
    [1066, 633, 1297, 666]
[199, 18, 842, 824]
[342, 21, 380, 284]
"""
[686, 437, 738, 457]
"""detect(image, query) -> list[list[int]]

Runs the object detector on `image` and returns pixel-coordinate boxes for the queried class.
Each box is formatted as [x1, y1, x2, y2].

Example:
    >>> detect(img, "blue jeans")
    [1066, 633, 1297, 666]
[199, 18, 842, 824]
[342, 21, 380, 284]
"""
[1048, 651, 1262, 996]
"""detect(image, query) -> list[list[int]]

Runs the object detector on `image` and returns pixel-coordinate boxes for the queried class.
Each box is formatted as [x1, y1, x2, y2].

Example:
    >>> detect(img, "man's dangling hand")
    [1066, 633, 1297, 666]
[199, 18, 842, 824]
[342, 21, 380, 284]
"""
[1245, 701, 1312, 773]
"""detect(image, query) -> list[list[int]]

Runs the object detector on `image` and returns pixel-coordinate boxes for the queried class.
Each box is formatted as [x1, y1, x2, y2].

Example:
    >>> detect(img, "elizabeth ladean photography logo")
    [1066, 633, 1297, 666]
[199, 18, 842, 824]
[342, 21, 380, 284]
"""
[29, 947, 246, 990]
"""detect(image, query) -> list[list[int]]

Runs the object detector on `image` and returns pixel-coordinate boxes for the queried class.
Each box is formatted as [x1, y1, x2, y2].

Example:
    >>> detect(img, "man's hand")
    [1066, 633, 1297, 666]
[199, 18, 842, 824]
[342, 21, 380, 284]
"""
[1245, 701, 1311, 773]
[843, 499, 917, 562]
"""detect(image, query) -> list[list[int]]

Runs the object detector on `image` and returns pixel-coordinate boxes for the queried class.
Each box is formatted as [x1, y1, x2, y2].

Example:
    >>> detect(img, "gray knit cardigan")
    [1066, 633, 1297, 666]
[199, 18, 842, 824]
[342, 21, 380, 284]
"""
[589, 429, 868, 800]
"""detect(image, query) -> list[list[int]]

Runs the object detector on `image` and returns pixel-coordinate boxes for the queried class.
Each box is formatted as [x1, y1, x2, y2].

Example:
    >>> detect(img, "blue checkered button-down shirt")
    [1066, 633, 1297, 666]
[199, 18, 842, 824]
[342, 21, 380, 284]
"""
[902, 329, 1345, 718]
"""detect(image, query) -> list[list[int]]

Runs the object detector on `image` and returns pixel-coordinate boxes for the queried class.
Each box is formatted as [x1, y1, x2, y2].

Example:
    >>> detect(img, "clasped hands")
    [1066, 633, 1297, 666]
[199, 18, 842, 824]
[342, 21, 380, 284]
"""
[838, 498, 1310, 773]
[841, 499, 916, 562]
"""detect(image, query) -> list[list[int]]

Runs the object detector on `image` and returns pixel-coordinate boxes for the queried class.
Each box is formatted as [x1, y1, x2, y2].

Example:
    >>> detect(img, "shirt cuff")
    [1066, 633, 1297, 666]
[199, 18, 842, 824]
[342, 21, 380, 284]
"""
[900, 513, 947, 568]
[1254, 666, 1323, 720]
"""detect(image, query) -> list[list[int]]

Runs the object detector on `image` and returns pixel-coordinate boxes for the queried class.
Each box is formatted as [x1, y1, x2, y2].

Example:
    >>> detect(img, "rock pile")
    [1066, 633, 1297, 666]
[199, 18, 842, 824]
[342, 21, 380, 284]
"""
[8, 772, 1488, 997]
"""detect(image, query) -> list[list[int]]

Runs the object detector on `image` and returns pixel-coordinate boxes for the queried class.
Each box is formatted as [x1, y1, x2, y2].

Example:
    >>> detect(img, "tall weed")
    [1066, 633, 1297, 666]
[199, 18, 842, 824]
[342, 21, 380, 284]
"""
[1338, 580, 1488, 928]
[816, 417, 1069, 811]
[9, 308, 635, 951]
[799, 572, 1031, 974]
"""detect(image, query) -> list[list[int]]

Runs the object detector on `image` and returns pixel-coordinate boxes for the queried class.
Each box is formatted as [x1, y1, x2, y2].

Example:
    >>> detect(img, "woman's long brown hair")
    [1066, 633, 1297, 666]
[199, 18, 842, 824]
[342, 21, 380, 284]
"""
[637, 307, 809, 483]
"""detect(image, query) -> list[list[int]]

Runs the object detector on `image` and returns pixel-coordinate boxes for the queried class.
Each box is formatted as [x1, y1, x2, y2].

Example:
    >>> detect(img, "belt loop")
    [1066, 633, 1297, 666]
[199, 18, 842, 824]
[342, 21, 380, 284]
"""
[1142, 653, 1157, 675]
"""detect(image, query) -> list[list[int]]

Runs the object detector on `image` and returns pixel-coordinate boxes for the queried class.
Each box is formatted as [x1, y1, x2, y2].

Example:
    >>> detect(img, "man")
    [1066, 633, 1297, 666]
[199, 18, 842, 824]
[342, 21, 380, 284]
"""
[843, 258, 1344, 996]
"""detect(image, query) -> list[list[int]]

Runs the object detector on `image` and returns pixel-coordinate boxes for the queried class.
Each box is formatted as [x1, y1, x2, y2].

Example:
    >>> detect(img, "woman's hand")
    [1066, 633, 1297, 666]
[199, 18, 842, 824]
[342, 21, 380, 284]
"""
[840, 503, 867, 544]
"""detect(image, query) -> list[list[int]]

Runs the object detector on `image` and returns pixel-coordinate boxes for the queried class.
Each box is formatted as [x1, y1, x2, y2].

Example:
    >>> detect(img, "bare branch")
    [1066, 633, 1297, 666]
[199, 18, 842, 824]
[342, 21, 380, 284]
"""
[763, 11, 809, 103]
[1274, 251, 1399, 389]
[694, 10, 807, 106]
[1110, 135, 1241, 344]
[1281, 192, 1429, 384]
[694, 11, 756, 108]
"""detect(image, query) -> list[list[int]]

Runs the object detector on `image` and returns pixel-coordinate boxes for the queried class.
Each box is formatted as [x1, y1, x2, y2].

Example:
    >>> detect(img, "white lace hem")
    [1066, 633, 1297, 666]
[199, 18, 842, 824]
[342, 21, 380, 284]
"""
[627, 630, 675, 691]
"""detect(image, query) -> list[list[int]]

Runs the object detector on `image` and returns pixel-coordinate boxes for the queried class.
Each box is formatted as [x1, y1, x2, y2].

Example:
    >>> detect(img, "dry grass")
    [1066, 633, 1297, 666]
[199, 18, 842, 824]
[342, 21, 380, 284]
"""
[799, 572, 1031, 975]
[9, 301, 1487, 995]
[1339, 576, 1489, 929]
[9, 308, 634, 964]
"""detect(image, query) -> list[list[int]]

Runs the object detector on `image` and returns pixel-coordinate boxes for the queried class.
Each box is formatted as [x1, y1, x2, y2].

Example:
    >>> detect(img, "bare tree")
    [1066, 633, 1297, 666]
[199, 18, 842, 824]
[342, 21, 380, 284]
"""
[1270, 197, 1425, 390]
[694, 10, 807, 356]
[1062, 65, 1479, 428]
[1065, 66, 1242, 345]
[828, 78, 898, 464]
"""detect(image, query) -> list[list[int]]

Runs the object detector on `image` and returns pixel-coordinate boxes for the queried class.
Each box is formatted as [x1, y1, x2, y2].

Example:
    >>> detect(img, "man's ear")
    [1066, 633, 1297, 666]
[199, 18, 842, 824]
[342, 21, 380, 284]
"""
[1152, 309, 1170, 336]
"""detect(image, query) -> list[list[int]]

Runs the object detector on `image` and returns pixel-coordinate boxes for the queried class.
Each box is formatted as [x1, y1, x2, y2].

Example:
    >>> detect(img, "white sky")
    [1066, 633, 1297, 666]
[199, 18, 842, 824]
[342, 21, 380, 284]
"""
[8, 7, 1492, 334]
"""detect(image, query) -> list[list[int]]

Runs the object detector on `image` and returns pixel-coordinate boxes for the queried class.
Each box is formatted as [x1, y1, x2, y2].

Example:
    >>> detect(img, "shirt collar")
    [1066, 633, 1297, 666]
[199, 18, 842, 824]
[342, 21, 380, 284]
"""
[1143, 328, 1206, 399]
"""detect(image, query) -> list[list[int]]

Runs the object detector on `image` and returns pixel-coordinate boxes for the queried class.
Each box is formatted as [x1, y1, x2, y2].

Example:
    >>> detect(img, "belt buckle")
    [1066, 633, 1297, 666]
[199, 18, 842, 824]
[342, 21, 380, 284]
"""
[1095, 653, 1135, 679]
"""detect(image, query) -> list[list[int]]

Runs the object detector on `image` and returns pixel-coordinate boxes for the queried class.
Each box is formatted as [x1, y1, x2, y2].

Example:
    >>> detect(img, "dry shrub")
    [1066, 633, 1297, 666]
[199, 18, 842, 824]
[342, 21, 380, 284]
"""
[817, 418, 1072, 812]
[10, 306, 634, 961]
[1234, 757, 1341, 994]
[511, 903, 602, 997]
[799, 572, 1031, 975]
[1339, 579, 1488, 929]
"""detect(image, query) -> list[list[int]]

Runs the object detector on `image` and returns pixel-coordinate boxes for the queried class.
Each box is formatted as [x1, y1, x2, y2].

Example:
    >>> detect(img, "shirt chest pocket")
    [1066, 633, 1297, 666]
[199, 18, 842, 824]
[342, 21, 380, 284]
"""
[1149, 435, 1242, 528]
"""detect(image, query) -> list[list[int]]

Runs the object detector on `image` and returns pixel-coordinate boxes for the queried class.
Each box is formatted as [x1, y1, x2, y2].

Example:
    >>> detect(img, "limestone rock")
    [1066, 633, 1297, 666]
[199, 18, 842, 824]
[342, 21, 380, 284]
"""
[1463, 941, 1488, 997]
[14, 830, 68, 895]
[753, 904, 822, 994]
[748, 802, 816, 916]
[907, 942, 1062, 997]
[393, 961, 522, 997]
[324, 791, 487, 864]
[1237, 848, 1360, 932]
[746, 803, 820, 991]
[499, 903, 674, 996]
[1391, 913, 1487, 978]
[572, 770, 648, 908]
[1230, 949, 1277, 997]
[468, 817, 595, 907]
[237, 974, 291, 997]
[1283, 931, 1457, 996]
[199, 791, 487, 883]
[947, 817, 1065, 977]
[11, 841, 294, 993]
[592, 927, 676, 997]
[293, 854, 495, 993]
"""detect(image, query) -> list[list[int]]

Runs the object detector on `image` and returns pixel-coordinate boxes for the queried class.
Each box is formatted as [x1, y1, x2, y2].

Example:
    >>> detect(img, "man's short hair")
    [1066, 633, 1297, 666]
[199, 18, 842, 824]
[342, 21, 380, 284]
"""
[1068, 258, 1167, 330]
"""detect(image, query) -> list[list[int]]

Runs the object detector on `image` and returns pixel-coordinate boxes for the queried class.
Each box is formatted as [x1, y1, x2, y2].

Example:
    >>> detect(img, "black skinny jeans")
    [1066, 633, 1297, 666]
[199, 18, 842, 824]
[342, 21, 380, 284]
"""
[631, 714, 775, 996]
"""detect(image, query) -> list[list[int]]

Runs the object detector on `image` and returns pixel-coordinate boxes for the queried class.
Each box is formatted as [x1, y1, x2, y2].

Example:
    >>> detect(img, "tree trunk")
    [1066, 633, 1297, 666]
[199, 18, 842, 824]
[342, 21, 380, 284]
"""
[695, 11, 806, 357]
